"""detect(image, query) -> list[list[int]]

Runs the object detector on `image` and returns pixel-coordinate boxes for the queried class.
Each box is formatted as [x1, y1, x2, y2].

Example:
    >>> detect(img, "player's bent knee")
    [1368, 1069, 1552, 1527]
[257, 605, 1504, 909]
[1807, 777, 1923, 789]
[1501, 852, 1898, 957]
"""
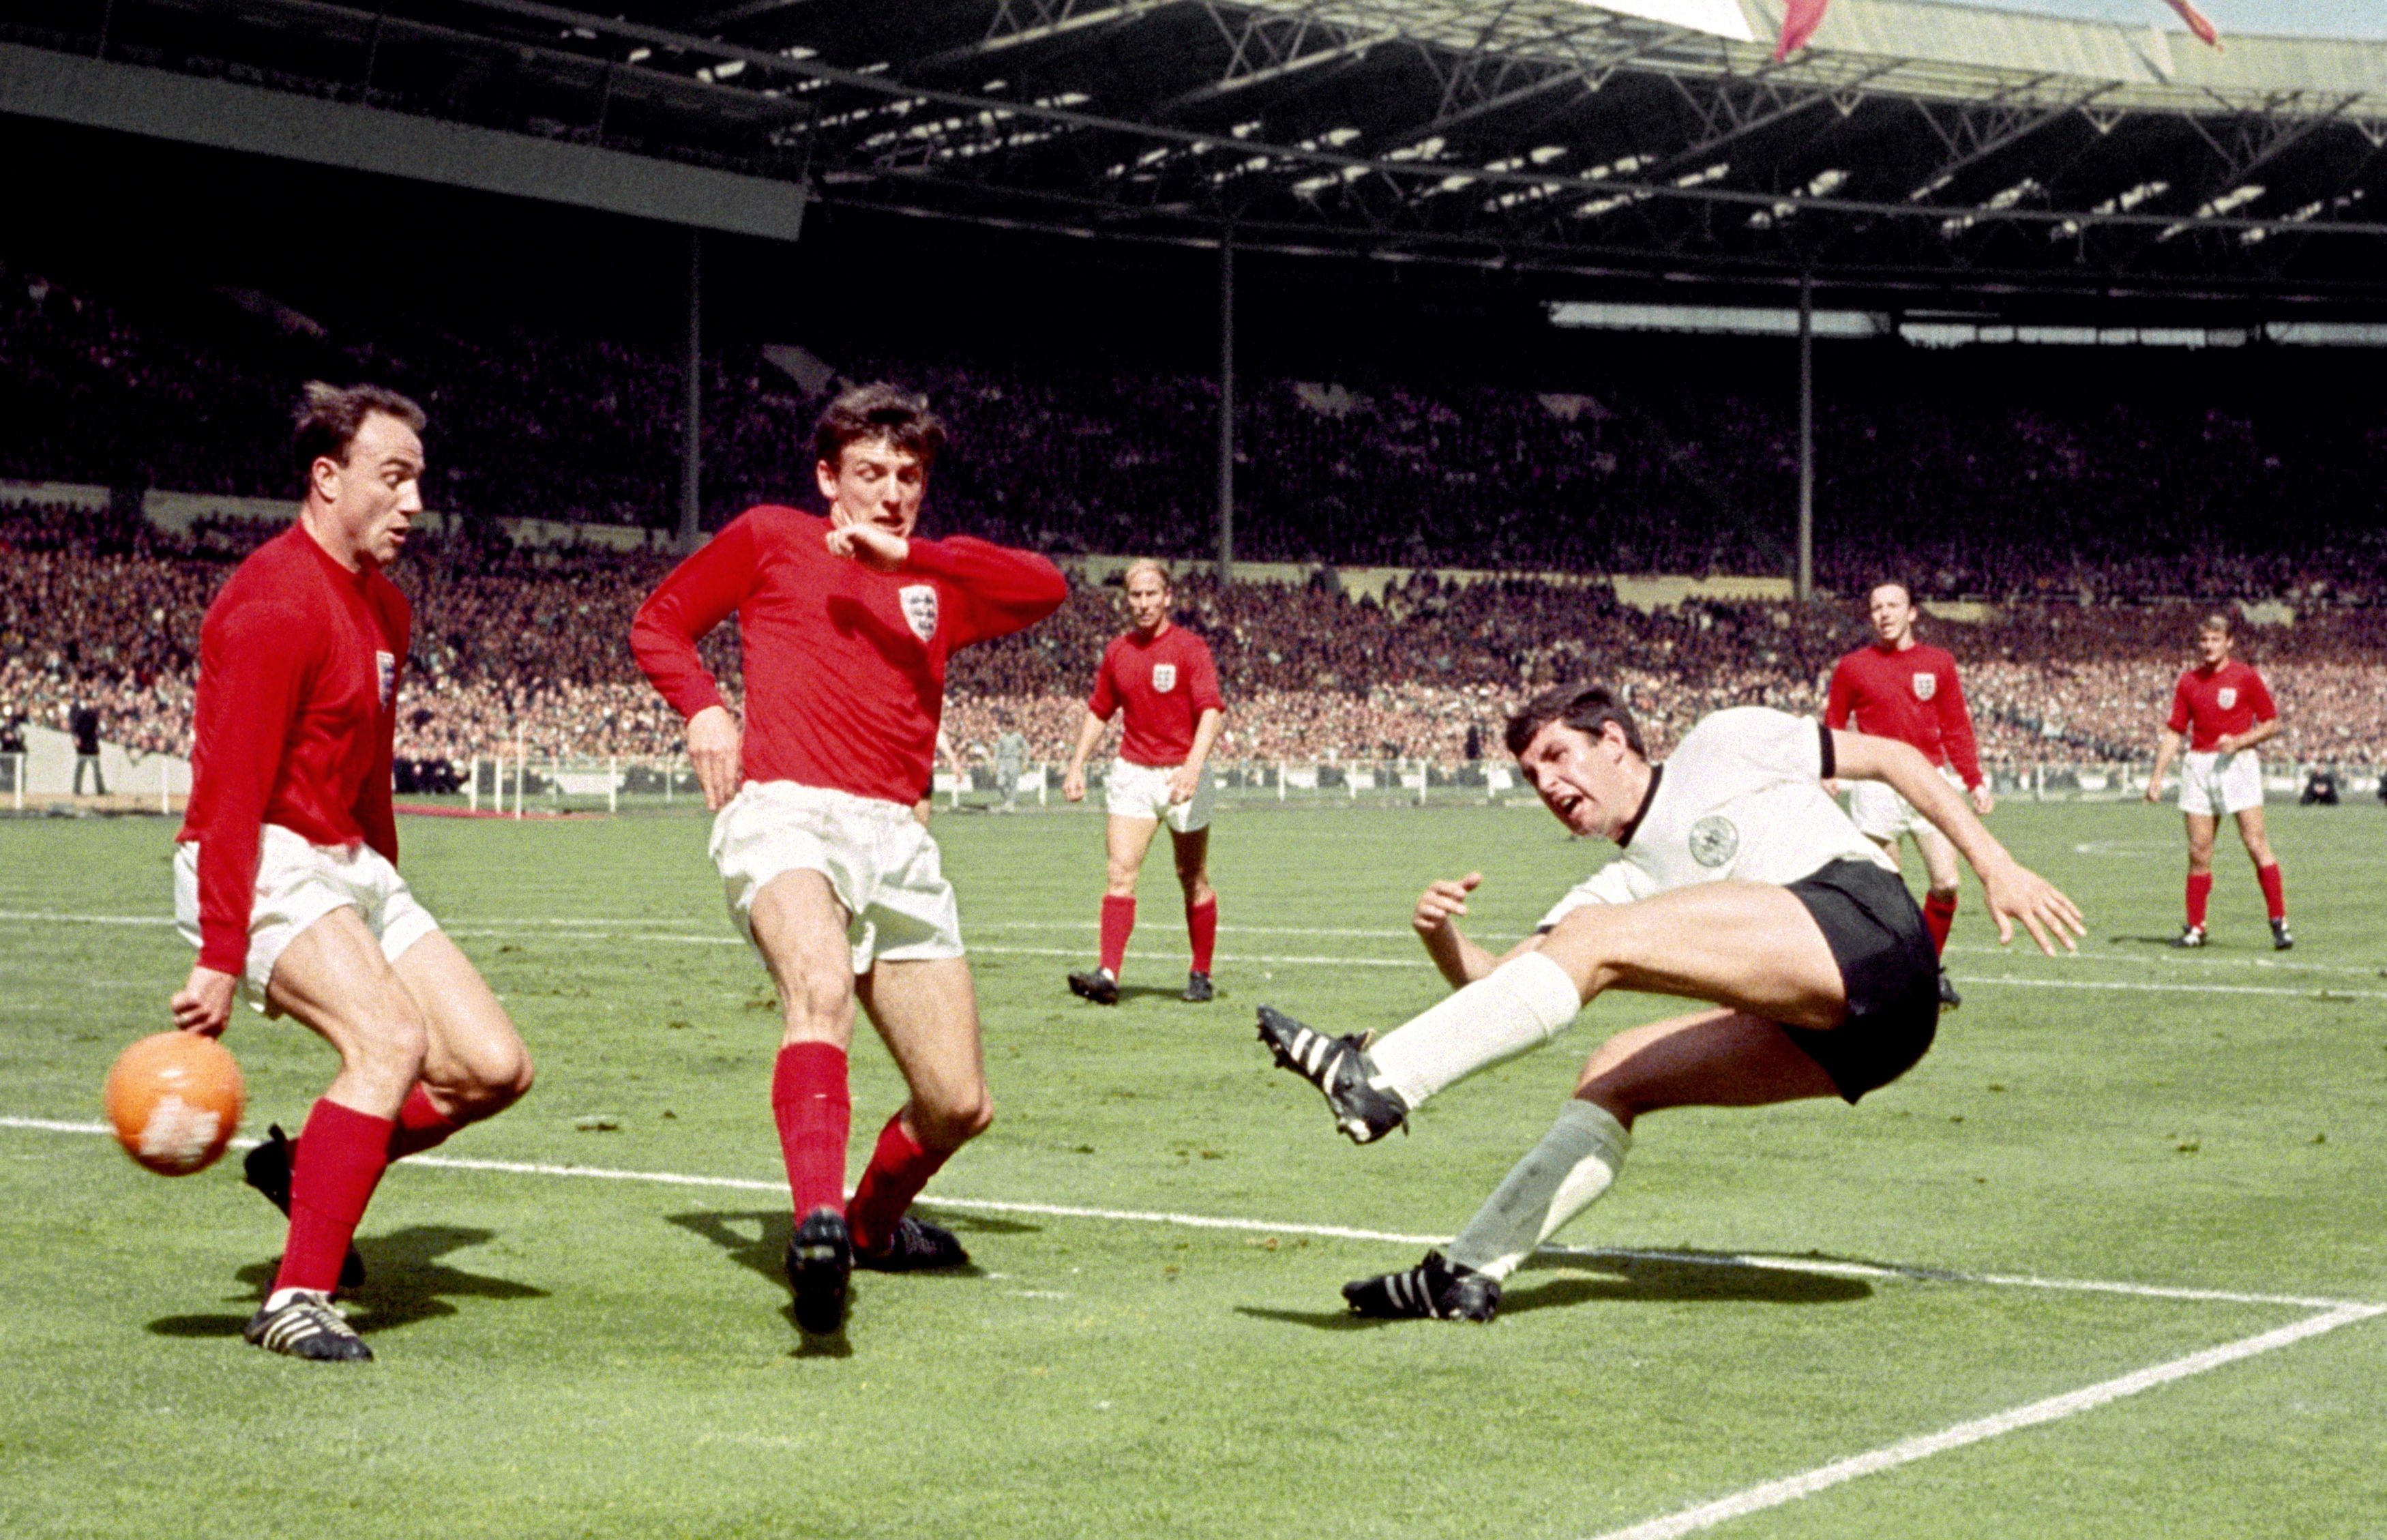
[456, 1041, 535, 1112]
[915, 1089, 993, 1151]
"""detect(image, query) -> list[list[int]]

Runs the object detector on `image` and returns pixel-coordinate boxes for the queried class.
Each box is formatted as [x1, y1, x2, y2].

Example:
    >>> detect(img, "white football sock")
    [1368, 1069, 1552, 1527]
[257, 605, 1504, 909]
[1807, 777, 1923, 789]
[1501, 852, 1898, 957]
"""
[1446, 1099, 1631, 1281]
[1367, 950, 1582, 1110]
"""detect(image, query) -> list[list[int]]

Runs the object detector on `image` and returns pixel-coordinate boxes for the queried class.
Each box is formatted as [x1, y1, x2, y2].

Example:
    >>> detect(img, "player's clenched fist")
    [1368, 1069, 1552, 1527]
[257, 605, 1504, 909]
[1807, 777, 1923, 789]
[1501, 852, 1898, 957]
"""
[1413, 872, 1483, 937]
[826, 520, 908, 572]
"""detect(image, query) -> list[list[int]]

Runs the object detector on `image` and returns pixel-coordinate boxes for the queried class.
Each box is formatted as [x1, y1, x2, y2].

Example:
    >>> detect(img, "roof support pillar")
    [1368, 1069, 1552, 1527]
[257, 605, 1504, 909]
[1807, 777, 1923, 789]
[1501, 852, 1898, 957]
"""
[1796, 269, 1814, 603]
[679, 228, 704, 551]
[1217, 225, 1236, 584]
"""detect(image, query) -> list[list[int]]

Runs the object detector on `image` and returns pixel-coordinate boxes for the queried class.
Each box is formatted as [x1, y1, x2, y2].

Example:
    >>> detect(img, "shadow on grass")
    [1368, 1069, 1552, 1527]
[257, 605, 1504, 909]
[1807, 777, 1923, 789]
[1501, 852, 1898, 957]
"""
[147, 1224, 547, 1340]
[1237, 1248, 1871, 1331]
[2110, 933, 2199, 949]
[1057, 983, 1196, 1007]
[666, 1208, 1016, 1355]
[1506, 1250, 1873, 1309]
[665, 1208, 1016, 1288]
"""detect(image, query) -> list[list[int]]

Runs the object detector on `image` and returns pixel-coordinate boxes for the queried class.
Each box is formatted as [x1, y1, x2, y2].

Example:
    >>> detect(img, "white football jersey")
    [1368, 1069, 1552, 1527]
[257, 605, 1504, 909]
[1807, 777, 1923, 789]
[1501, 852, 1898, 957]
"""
[1538, 707, 1893, 930]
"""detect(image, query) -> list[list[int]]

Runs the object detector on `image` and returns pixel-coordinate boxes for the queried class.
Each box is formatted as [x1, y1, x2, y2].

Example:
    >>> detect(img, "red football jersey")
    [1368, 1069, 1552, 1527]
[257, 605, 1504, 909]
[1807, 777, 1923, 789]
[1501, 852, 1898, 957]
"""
[2167, 659, 2276, 751]
[177, 524, 408, 975]
[1823, 640, 1983, 788]
[1087, 623, 1224, 767]
[632, 506, 1066, 804]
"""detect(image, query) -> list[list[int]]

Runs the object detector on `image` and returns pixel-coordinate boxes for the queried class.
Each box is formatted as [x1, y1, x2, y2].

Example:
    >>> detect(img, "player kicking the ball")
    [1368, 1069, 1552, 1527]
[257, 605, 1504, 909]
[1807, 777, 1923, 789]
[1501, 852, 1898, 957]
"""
[632, 382, 1065, 1340]
[1255, 681, 2081, 1322]
[172, 385, 534, 1362]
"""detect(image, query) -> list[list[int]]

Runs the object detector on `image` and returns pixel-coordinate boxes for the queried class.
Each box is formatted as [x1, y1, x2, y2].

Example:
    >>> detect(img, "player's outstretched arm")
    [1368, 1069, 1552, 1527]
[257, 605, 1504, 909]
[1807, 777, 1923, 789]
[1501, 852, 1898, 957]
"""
[1412, 872, 1530, 988]
[1835, 730, 2084, 955]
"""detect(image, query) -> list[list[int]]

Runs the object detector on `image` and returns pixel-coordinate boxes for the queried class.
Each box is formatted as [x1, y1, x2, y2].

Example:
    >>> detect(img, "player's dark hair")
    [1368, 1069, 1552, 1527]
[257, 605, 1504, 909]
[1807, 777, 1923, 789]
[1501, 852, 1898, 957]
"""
[1867, 579, 1912, 607]
[293, 381, 426, 484]
[1504, 681, 1645, 760]
[812, 381, 947, 471]
[2199, 610, 2235, 636]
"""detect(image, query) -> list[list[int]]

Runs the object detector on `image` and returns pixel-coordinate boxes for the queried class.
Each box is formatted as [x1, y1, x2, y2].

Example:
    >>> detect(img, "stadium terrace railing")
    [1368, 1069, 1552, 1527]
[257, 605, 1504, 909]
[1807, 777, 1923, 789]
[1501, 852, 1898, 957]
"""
[433, 755, 2387, 818]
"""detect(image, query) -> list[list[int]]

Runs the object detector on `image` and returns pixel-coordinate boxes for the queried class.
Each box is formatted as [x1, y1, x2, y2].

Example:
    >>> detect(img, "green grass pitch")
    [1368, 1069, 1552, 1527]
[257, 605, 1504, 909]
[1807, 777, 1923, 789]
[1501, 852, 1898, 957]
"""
[3, 797, 2385, 1539]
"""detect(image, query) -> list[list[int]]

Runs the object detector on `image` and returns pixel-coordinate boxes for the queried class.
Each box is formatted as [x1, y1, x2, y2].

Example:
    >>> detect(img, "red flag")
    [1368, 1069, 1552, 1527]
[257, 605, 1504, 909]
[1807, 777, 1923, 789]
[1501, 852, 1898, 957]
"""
[1773, 0, 1830, 60]
[2162, 0, 2222, 49]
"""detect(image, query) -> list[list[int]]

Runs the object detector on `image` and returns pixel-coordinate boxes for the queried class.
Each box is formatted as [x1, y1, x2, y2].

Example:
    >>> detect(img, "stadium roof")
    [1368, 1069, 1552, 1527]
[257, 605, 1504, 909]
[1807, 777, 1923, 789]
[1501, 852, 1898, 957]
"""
[8, 0, 2387, 311]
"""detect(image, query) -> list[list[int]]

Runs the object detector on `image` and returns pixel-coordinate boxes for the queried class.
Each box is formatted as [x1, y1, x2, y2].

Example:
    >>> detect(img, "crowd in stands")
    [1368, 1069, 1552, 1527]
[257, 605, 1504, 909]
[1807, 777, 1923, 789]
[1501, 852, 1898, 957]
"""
[5, 260, 2384, 784]
[9, 261, 2387, 604]
[7, 494, 2384, 780]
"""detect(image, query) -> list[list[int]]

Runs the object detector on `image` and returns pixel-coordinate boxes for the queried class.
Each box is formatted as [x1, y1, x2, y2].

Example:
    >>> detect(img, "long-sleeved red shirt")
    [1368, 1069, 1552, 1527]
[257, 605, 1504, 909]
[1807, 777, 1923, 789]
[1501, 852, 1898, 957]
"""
[177, 524, 407, 973]
[631, 506, 1067, 804]
[1823, 639, 1983, 788]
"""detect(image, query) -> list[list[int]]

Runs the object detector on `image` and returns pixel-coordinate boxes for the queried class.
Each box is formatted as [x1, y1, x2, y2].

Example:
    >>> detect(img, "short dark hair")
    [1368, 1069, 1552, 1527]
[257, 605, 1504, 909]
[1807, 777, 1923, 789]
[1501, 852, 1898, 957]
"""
[812, 381, 946, 471]
[294, 381, 426, 484]
[1505, 681, 1646, 760]
[1867, 579, 1912, 606]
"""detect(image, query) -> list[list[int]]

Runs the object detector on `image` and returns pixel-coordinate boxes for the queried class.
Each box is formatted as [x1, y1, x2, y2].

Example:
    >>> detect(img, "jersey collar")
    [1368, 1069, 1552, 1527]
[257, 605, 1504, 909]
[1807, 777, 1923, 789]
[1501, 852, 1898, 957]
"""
[1616, 764, 1662, 848]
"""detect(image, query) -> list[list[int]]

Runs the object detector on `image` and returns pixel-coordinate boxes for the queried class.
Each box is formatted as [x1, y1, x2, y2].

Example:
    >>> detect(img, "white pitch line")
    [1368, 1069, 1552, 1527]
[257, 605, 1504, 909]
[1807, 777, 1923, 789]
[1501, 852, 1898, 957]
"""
[6, 1115, 2371, 1314]
[1959, 975, 2387, 1001]
[1584, 1303, 2386, 1540]
[1940, 942, 2387, 981]
[0, 909, 177, 927]
[13, 908, 2382, 986]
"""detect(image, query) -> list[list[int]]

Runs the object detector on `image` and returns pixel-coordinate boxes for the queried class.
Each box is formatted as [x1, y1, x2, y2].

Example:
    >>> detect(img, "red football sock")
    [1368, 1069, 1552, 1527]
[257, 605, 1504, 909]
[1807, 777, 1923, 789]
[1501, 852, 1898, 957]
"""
[273, 1098, 394, 1298]
[2186, 872, 2213, 928]
[1921, 891, 1957, 955]
[1186, 895, 1218, 975]
[772, 1042, 850, 1217]
[2256, 863, 2286, 921]
[1099, 895, 1136, 977]
[846, 1114, 951, 1256]
[386, 1084, 464, 1161]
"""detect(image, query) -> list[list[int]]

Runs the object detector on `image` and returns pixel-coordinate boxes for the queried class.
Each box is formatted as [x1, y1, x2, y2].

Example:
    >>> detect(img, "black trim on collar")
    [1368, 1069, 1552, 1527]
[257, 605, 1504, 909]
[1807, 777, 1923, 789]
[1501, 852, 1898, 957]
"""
[1616, 763, 1662, 848]
[1817, 720, 1836, 780]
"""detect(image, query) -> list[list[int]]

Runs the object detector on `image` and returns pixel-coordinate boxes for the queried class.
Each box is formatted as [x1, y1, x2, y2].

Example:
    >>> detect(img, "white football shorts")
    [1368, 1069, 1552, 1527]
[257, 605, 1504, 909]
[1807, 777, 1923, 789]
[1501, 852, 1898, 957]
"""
[1846, 765, 1967, 844]
[2178, 748, 2263, 817]
[1103, 757, 1215, 833]
[711, 780, 964, 972]
[173, 825, 441, 1009]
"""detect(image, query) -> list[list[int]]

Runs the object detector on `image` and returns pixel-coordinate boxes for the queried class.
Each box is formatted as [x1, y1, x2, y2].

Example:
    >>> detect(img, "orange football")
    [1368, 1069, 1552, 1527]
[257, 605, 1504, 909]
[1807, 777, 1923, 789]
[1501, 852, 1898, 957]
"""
[102, 1032, 245, 1176]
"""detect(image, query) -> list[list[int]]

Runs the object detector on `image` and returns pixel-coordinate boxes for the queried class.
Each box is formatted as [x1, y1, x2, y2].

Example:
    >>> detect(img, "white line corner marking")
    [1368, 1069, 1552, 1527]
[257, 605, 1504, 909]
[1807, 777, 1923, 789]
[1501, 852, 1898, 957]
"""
[1588, 1301, 2385, 1540]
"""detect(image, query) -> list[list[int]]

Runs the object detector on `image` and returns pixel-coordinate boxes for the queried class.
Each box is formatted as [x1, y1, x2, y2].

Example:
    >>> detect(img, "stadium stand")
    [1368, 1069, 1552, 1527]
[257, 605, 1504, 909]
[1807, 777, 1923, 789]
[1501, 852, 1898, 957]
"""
[4, 262, 2382, 789]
